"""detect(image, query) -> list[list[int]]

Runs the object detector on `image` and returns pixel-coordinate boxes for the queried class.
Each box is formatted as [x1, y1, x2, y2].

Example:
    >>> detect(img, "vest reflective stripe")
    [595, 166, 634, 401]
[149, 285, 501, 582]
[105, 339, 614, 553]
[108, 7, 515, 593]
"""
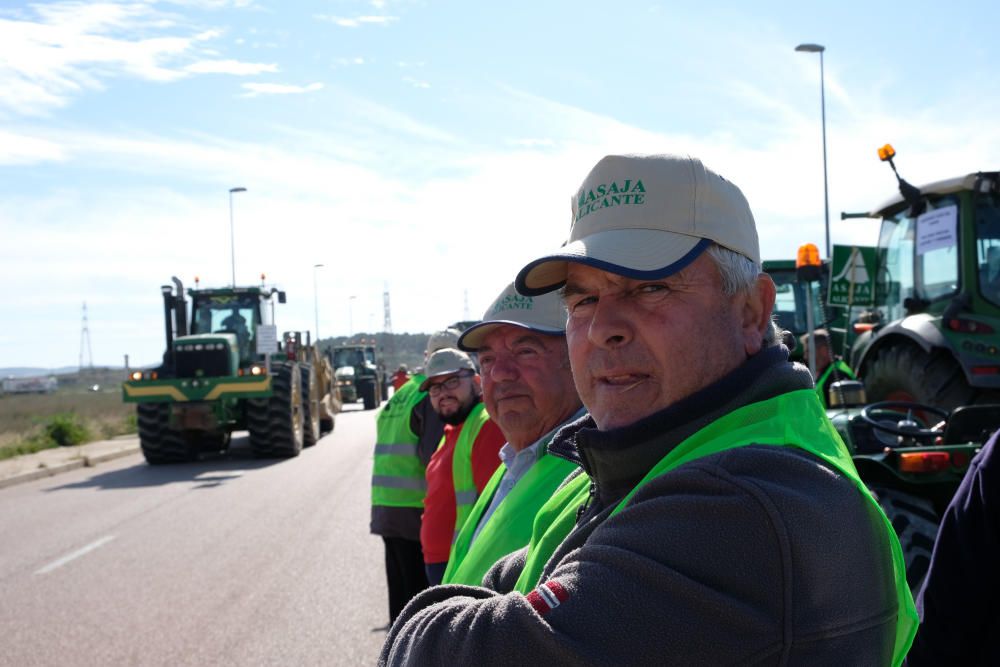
[816, 359, 857, 407]
[371, 475, 427, 491]
[371, 375, 428, 508]
[442, 447, 577, 586]
[513, 390, 916, 667]
[374, 443, 419, 456]
[451, 403, 490, 539]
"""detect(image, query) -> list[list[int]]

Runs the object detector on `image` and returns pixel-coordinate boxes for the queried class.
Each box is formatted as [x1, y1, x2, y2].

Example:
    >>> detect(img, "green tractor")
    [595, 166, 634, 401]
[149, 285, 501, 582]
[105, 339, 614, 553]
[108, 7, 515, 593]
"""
[330, 343, 384, 410]
[825, 393, 991, 590]
[849, 144, 1000, 409]
[123, 277, 340, 464]
[765, 252, 996, 590]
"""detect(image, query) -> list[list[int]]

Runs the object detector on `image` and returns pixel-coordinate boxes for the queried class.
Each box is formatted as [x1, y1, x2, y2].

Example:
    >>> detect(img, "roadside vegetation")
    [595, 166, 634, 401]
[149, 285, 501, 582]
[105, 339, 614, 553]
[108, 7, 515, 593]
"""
[0, 389, 136, 461]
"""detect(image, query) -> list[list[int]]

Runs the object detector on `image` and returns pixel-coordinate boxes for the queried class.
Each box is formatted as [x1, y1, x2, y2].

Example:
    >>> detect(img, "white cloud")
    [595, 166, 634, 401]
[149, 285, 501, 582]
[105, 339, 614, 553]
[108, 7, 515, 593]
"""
[185, 59, 279, 75]
[240, 81, 324, 96]
[316, 14, 398, 28]
[402, 76, 429, 89]
[0, 2, 275, 116]
[0, 130, 67, 165]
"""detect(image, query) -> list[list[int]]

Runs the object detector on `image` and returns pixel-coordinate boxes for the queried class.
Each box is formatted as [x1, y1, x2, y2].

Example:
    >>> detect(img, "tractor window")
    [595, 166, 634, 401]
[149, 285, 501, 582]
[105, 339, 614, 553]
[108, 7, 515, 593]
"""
[768, 269, 826, 336]
[772, 273, 803, 333]
[915, 201, 959, 301]
[977, 195, 1000, 308]
[332, 349, 365, 368]
[877, 214, 915, 321]
[191, 296, 258, 339]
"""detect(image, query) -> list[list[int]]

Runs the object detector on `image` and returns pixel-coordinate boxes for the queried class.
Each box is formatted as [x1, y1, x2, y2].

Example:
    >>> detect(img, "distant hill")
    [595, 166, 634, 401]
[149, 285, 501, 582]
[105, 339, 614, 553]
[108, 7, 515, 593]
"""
[0, 367, 81, 378]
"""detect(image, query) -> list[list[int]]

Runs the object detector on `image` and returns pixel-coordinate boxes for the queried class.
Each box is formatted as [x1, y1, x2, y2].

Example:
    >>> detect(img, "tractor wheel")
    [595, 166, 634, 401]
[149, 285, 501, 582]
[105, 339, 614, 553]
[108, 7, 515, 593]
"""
[137, 403, 195, 464]
[300, 363, 320, 448]
[864, 343, 975, 411]
[361, 379, 378, 411]
[870, 486, 939, 594]
[247, 362, 304, 458]
[319, 414, 335, 435]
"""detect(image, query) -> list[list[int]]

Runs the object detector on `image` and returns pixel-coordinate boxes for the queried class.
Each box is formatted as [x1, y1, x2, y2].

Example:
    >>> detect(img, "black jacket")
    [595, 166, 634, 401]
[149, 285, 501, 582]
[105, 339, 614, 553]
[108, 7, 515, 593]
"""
[907, 428, 1000, 666]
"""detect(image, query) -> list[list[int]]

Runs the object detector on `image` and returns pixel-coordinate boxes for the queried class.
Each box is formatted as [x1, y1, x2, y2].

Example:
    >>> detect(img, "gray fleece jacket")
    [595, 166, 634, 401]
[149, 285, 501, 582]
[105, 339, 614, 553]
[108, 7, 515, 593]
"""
[379, 347, 898, 666]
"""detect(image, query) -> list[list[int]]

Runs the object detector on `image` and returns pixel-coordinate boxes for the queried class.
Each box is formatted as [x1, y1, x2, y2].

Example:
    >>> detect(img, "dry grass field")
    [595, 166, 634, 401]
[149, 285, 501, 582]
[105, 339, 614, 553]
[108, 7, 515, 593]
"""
[0, 383, 136, 459]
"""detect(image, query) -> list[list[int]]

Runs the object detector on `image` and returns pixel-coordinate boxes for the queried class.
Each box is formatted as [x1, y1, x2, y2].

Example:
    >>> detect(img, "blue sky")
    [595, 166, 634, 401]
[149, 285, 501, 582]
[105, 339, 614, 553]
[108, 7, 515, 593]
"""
[2, 0, 999, 369]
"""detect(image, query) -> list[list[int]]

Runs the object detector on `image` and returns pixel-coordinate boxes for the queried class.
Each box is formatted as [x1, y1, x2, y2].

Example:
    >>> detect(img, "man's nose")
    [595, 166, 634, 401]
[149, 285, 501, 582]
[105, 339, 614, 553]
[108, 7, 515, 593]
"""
[587, 297, 632, 349]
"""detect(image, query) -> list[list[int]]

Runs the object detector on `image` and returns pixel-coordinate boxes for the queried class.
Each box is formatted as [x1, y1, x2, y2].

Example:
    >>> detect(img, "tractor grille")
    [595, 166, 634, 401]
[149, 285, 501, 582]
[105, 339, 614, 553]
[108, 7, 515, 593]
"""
[175, 345, 230, 378]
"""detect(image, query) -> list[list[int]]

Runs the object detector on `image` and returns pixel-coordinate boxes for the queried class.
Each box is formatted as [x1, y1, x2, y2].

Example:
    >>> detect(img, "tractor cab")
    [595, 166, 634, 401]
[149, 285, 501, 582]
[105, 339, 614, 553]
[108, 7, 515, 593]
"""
[849, 144, 1000, 407]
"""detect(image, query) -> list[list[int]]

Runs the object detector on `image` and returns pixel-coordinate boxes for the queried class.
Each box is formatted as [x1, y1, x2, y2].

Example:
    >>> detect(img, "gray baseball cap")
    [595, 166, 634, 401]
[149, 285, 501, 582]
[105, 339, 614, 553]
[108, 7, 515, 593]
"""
[515, 154, 759, 296]
[458, 281, 566, 351]
[418, 348, 477, 392]
[425, 328, 461, 356]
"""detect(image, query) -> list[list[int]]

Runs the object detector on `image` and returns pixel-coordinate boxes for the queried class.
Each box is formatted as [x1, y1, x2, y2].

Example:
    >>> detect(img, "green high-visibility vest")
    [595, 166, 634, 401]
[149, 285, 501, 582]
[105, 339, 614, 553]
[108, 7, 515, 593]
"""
[371, 375, 428, 508]
[451, 402, 491, 541]
[816, 358, 857, 408]
[512, 389, 916, 667]
[442, 445, 577, 586]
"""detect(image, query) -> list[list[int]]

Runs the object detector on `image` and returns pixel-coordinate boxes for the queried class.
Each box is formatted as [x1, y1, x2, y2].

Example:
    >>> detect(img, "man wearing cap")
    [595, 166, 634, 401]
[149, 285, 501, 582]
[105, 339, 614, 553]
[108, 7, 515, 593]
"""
[419, 348, 506, 585]
[381, 155, 915, 665]
[439, 283, 583, 587]
[371, 329, 461, 625]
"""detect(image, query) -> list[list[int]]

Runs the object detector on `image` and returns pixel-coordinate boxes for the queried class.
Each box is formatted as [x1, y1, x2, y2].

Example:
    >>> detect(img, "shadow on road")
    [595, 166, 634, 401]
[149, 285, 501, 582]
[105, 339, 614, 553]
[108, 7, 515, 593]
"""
[45, 435, 294, 492]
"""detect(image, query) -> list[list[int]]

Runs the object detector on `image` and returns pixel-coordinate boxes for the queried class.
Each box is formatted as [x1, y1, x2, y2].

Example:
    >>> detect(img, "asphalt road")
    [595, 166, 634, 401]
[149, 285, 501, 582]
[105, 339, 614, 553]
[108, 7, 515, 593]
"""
[0, 404, 389, 666]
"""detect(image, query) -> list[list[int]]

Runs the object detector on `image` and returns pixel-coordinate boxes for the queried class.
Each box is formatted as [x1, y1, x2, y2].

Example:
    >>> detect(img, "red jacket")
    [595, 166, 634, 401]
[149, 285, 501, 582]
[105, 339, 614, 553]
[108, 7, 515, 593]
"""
[420, 415, 505, 564]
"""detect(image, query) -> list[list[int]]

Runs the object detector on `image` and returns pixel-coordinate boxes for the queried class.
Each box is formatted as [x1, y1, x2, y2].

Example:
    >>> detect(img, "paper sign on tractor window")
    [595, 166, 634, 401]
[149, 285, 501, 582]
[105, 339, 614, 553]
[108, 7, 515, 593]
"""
[916, 205, 958, 255]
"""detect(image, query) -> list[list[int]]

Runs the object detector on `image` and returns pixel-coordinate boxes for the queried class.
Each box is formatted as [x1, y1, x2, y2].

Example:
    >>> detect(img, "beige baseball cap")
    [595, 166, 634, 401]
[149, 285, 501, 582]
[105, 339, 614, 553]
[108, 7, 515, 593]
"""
[418, 348, 477, 391]
[458, 282, 566, 351]
[515, 154, 759, 295]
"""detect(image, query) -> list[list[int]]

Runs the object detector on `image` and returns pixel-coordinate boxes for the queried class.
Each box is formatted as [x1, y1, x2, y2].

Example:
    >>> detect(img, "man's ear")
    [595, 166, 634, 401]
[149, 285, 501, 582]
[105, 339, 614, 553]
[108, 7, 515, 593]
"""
[741, 274, 776, 356]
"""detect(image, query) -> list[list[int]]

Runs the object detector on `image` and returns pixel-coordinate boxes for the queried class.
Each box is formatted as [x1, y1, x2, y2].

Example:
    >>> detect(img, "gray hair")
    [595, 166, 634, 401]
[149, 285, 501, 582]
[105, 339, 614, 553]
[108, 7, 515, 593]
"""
[705, 244, 779, 346]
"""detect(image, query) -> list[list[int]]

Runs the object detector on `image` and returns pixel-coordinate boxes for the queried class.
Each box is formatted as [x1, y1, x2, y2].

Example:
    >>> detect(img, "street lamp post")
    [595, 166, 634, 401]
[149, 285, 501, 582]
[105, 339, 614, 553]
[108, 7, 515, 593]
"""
[795, 43, 830, 259]
[313, 263, 324, 344]
[228, 187, 247, 287]
[348, 295, 357, 338]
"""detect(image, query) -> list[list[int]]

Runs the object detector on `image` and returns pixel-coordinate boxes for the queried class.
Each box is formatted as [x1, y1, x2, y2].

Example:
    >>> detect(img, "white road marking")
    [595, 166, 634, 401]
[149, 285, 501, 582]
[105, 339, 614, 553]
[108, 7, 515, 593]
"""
[35, 535, 116, 575]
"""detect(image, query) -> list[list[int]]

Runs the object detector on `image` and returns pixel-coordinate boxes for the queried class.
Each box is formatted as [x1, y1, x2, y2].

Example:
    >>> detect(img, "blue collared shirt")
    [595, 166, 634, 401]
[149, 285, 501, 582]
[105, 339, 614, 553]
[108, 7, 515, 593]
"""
[470, 407, 586, 545]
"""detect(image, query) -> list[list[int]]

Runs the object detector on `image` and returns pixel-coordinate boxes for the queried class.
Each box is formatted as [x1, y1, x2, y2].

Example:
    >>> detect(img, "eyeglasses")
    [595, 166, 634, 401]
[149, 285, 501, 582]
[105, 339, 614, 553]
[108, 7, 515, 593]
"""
[427, 371, 472, 396]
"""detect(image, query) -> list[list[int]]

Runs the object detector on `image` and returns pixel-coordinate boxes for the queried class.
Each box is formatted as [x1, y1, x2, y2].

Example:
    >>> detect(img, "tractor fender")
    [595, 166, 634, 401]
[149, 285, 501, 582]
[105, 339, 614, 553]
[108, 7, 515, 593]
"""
[855, 313, 953, 374]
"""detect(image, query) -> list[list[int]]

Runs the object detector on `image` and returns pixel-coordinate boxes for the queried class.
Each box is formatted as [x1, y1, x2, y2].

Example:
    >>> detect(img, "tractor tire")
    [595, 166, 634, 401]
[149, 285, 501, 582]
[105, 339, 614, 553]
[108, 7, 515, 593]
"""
[870, 486, 939, 594]
[300, 363, 320, 448]
[864, 343, 975, 411]
[247, 362, 304, 458]
[137, 403, 195, 464]
[361, 379, 378, 411]
[319, 415, 335, 435]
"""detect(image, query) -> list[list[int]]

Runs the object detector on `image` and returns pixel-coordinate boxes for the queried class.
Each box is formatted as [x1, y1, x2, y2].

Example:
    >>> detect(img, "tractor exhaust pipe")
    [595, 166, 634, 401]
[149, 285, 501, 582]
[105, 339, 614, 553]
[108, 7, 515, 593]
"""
[172, 276, 188, 337]
[161, 283, 176, 374]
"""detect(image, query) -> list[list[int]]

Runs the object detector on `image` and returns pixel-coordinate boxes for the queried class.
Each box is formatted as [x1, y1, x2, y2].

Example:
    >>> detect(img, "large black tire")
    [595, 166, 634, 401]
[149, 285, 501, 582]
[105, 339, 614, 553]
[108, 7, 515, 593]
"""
[870, 486, 939, 594]
[300, 363, 320, 448]
[137, 403, 196, 464]
[864, 343, 975, 411]
[247, 362, 304, 458]
[360, 379, 378, 411]
[319, 414, 335, 435]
